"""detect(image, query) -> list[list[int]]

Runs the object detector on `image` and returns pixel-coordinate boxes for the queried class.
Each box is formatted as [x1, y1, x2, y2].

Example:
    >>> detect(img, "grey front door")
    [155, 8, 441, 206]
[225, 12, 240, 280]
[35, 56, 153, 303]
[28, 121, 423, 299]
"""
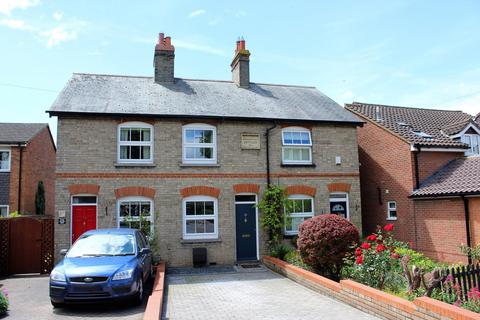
[235, 200, 257, 261]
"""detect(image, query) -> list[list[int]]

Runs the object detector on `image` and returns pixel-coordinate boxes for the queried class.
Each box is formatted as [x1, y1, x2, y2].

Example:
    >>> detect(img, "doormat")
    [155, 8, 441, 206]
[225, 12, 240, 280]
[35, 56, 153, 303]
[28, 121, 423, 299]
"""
[240, 263, 261, 269]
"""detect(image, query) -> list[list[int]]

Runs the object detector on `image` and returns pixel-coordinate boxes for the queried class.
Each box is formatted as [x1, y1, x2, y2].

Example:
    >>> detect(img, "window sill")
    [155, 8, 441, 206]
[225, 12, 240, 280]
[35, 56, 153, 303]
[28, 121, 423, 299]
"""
[0, 170, 11, 173]
[181, 238, 222, 244]
[115, 163, 156, 168]
[179, 163, 220, 168]
[281, 163, 316, 168]
[386, 218, 397, 221]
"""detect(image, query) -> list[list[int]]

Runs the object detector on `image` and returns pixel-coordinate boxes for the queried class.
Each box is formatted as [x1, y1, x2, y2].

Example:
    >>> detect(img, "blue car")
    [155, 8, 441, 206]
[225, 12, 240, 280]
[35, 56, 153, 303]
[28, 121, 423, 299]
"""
[49, 228, 153, 307]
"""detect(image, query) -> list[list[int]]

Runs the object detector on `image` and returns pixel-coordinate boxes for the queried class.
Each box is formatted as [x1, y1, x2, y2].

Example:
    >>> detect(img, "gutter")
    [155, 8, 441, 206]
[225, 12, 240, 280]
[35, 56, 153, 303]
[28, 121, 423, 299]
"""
[462, 196, 472, 264]
[265, 123, 277, 186]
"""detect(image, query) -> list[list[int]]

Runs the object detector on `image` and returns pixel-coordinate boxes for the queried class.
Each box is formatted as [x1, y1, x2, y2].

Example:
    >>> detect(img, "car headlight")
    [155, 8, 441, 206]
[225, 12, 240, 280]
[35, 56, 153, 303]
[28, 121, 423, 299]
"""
[50, 269, 66, 282]
[112, 269, 134, 281]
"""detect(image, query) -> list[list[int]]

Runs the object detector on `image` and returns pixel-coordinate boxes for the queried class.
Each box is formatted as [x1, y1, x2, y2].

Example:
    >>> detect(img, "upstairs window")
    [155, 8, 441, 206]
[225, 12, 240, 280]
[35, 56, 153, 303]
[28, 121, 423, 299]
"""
[182, 124, 217, 164]
[0, 149, 11, 172]
[463, 134, 480, 156]
[117, 122, 153, 163]
[282, 127, 312, 164]
[284, 195, 314, 235]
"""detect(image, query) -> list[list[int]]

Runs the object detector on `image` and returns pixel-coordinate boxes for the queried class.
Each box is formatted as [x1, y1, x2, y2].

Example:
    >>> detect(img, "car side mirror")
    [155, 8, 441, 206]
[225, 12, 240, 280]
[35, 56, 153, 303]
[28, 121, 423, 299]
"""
[60, 249, 68, 256]
[140, 248, 151, 255]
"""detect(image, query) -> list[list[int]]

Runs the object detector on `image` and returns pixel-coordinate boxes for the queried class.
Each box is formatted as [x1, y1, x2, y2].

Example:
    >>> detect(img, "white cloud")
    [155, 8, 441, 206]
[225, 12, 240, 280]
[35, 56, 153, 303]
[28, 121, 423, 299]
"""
[175, 39, 224, 56]
[188, 9, 206, 18]
[0, 18, 36, 30]
[234, 10, 247, 18]
[40, 26, 77, 47]
[52, 11, 63, 21]
[0, 0, 40, 15]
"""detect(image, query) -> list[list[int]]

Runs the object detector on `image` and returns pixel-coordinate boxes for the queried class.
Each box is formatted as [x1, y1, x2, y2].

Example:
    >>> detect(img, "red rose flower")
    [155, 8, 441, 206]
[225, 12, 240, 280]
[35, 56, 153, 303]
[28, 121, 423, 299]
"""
[366, 234, 377, 241]
[383, 224, 394, 232]
[391, 253, 400, 259]
[356, 255, 363, 265]
[360, 242, 371, 249]
[355, 247, 363, 256]
[376, 244, 386, 252]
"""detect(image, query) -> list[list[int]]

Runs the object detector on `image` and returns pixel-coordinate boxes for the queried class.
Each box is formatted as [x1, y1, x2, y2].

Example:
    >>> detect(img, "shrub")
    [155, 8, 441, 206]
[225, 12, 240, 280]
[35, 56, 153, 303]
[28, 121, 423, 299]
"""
[297, 214, 359, 280]
[258, 185, 289, 249]
[342, 224, 407, 291]
[0, 288, 8, 316]
[395, 247, 442, 272]
[270, 244, 292, 260]
[284, 250, 312, 271]
[35, 181, 45, 215]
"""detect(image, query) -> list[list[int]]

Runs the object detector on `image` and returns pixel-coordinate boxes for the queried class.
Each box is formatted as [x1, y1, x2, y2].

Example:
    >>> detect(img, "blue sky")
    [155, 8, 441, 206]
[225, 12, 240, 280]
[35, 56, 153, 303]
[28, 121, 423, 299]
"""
[1, 0, 479, 141]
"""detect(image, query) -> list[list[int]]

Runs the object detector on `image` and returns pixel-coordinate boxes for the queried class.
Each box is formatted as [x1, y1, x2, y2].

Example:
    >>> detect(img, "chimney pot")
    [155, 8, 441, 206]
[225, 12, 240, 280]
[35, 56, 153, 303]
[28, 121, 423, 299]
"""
[165, 37, 171, 46]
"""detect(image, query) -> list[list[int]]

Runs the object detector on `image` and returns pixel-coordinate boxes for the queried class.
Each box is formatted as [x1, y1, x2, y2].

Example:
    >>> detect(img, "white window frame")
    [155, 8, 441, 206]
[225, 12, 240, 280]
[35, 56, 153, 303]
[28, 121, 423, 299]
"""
[0, 148, 11, 172]
[117, 122, 154, 164]
[284, 194, 314, 235]
[387, 201, 397, 221]
[117, 196, 154, 236]
[0, 205, 9, 217]
[182, 123, 217, 164]
[281, 127, 312, 164]
[462, 134, 480, 156]
[182, 195, 218, 240]
[329, 192, 350, 220]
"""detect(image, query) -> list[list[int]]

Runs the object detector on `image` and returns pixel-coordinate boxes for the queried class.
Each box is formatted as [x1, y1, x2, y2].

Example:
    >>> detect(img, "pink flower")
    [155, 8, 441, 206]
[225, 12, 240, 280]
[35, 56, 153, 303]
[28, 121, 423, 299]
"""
[383, 224, 394, 232]
[361, 242, 371, 250]
[356, 255, 363, 265]
[366, 234, 377, 241]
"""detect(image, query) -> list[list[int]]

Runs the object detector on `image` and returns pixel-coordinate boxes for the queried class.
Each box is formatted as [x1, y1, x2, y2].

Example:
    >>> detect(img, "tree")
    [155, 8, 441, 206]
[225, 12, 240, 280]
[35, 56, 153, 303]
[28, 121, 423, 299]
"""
[35, 181, 45, 215]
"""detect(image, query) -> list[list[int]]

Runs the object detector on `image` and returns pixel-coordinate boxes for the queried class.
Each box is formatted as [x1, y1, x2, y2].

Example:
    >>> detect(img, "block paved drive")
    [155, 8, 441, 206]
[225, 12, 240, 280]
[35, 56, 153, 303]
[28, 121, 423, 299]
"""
[0, 275, 150, 320]
[162, 269, 380, 320]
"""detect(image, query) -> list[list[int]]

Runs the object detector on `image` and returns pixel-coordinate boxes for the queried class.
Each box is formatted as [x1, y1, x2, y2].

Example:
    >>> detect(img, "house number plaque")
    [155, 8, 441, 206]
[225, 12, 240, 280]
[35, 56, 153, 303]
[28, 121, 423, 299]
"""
[241, 133, 260, 150]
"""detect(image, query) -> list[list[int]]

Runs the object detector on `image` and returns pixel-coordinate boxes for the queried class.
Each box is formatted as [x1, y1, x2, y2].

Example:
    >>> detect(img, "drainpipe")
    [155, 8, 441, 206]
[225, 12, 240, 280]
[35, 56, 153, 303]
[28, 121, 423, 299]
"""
[265, 123, 277, 186]
[413, 144, 421, 189]
[17, 144, 24, 213]
[462, 196, 472, 264]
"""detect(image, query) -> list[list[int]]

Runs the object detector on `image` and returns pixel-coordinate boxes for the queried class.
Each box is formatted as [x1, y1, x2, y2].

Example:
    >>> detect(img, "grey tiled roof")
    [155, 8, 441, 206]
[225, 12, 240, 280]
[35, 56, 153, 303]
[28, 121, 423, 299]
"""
[345, 102, 473, 148]
[412, 156, 480, 197]
[0, 123, 47, 144]
[47, 73, 362, 124]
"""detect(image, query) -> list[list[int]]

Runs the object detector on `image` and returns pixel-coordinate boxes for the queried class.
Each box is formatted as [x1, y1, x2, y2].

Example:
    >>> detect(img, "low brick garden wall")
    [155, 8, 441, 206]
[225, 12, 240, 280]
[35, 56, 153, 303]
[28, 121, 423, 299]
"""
[144, 262, 166, 320]
[263, 256, 480, 320]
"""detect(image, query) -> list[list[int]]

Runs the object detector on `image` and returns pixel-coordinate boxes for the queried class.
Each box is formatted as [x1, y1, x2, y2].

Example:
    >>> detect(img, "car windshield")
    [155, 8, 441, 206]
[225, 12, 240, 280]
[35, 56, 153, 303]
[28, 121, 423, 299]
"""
[67, 233, 136, 257]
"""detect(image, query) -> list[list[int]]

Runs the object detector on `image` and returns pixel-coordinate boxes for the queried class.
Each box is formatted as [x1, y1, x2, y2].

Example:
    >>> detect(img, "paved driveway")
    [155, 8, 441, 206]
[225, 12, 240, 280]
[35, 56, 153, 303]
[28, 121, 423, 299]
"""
[162, 269, 379, 320]
[0, 275, 150, 320]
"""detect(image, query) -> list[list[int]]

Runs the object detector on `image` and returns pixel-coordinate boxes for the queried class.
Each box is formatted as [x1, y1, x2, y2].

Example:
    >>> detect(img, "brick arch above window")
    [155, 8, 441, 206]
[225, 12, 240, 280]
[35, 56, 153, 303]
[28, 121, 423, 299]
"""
[327, 183, 351, 193]
[180, 186, 220, 198]
[285, 185, 316, 197]
[68, 184, 100, 195]
[233, 183, 260, 194]
[114, 186, 156, 199]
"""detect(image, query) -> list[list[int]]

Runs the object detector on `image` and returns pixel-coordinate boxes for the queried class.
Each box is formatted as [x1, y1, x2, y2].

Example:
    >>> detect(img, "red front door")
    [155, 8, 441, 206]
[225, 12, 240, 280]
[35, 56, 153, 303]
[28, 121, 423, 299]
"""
[72, 205, 96, 243]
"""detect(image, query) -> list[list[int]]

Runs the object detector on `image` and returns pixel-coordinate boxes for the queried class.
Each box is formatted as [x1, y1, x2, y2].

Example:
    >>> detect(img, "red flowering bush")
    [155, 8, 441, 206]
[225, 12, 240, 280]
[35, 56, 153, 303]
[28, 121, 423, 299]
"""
[297, 214, 359, 280]
[342, 224, 407, 290]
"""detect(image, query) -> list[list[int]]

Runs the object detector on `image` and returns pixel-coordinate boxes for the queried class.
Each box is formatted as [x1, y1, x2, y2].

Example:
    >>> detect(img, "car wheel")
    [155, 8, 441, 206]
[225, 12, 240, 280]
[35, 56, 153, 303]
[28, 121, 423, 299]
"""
[133, 278, 143, 306]
[51, 300, 64, 308]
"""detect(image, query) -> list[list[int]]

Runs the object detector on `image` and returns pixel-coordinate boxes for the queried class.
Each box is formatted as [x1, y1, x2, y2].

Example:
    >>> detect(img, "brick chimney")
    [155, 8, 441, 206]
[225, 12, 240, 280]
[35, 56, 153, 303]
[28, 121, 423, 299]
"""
[154, 33, 175, 83]
[230, 38, 250, 88]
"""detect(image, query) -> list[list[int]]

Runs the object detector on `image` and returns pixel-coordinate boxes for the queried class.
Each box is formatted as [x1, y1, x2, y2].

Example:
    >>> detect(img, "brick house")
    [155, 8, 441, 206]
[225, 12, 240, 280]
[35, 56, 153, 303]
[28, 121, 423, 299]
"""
[345, 102, 480, 263]
[47, 33, 363, 266]
[0, 123, 56, 216]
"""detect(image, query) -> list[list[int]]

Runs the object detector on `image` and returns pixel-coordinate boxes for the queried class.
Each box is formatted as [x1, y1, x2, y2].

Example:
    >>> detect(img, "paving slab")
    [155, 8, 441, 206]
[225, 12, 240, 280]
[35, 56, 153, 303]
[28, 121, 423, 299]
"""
[162, 269, 380, 320]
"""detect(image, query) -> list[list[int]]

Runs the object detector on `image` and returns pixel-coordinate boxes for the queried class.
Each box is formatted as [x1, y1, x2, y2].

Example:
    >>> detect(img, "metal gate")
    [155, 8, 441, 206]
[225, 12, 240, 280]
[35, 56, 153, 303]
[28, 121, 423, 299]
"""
[0, 216, 54, 276]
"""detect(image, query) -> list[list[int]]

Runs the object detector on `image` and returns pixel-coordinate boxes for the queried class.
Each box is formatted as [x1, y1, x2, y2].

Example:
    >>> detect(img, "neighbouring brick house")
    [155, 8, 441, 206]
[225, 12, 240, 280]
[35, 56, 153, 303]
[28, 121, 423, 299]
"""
[345, 102, 480, 263]
[0, 123, 56, 216]
[47, 33, 363, 266]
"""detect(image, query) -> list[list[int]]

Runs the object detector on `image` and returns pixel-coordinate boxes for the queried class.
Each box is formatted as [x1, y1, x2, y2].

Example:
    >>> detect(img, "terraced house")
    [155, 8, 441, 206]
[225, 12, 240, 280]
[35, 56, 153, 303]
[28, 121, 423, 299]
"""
[48, 33, 363, 266]
[346, 102, 480, 263]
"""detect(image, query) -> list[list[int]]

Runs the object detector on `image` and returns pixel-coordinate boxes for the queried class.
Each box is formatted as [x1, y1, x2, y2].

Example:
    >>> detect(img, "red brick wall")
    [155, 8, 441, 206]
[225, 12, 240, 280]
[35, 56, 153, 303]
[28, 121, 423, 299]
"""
[356, 120, 416, 243]
[8, 127, 56, 215]
[413, 199, 468, 264]
[416, 151, 464, 184]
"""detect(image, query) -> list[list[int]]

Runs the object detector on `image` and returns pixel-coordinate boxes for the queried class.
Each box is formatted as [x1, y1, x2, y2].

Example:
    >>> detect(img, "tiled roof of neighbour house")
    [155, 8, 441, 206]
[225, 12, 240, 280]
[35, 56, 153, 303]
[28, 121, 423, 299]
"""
[0, 123, 48, 144]
[47, 73, 362, 125]
[345, 102, 473, 149]
[411, 156, 480, 197]
[441, 119, 480, 136]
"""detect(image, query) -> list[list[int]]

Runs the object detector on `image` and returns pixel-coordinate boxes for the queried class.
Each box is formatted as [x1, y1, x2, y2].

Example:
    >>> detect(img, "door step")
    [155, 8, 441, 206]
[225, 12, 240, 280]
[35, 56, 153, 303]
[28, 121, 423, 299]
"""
[234, 262, 267, 273]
